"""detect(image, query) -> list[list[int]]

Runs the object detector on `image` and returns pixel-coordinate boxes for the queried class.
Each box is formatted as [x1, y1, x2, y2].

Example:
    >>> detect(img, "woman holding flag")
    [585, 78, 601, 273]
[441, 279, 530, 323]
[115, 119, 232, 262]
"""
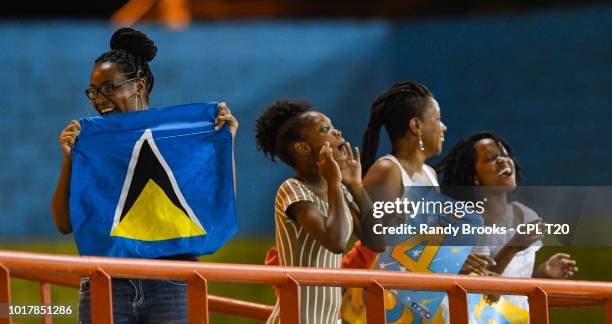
[50, 27, 238, 323]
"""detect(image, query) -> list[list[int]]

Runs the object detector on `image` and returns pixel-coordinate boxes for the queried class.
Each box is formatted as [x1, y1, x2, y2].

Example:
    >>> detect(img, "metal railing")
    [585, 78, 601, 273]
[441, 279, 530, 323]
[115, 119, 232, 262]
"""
[1, 250, 611, 323]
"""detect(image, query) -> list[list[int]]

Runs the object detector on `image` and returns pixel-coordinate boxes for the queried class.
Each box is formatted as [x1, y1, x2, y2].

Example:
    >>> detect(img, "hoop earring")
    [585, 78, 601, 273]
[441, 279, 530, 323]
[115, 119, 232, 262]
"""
[418, 134, 425, 151]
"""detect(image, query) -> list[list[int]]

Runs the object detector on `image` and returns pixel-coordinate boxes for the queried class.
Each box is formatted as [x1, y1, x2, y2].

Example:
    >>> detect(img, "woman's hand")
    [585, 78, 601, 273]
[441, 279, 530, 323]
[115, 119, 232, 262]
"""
[480, 271, 502, 304]
[214, 102, 238, 139]
[340, 142, 362, 188]
[460, 253, 497, 275]
[59, 120, 81, 160]
[317, 141, 342, 185]
[540, 253, 578, 278]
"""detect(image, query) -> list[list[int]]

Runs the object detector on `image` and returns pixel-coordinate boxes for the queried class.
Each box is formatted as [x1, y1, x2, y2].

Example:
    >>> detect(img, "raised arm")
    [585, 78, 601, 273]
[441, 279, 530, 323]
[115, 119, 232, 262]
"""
[214, 102, 238, 195]
[289, 142, 352, 253]
[50, 120, 80, 234]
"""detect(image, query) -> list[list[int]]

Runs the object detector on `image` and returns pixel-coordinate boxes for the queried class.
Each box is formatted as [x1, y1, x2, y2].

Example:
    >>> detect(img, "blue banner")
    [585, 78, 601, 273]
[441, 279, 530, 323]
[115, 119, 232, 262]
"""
[70, 102, 237, 258]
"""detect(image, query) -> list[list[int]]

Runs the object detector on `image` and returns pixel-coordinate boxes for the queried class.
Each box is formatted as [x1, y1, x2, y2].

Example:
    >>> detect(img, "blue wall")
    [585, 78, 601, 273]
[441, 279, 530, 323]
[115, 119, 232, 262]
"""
[1, 5, 611, 237]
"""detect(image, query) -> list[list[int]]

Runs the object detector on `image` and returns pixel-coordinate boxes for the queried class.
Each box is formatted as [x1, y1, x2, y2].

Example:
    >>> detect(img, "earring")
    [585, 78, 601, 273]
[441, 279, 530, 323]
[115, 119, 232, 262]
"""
[137, 94, 143, 111]
[84, 101, 94, 116]
[418, 134, 425, 151]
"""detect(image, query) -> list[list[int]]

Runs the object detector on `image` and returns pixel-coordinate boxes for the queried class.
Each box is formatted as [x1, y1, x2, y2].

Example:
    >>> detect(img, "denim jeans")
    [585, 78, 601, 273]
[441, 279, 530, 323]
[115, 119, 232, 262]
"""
[78, 278, 188, 323]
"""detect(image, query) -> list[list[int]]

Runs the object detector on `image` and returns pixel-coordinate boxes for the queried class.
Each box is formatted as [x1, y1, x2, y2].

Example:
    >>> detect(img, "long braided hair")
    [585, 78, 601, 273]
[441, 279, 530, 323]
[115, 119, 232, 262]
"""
[361, 81, 433, 175]
[95, 28, 157, 100]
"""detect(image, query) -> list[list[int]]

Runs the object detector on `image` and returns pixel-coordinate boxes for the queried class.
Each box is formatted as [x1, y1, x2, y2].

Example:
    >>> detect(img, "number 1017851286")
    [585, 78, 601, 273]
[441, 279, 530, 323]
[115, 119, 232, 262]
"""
[0, 304, 74, 318]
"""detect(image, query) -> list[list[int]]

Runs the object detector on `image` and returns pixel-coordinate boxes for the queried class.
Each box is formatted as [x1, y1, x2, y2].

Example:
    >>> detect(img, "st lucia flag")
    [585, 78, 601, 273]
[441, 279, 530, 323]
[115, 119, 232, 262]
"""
[70, 102, 237, 258]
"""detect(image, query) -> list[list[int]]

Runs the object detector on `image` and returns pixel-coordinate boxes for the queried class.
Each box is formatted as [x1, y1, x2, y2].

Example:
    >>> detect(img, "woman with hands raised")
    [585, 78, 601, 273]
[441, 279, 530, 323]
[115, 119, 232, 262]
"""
[255, 99, 383, 324]
[50, 27, 238, 324]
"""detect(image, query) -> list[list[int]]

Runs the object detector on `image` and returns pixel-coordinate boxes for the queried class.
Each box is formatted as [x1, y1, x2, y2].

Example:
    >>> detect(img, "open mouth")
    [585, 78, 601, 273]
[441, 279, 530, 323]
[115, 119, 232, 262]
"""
[335, 141, 349, 160]
[497, 167, 513, 177]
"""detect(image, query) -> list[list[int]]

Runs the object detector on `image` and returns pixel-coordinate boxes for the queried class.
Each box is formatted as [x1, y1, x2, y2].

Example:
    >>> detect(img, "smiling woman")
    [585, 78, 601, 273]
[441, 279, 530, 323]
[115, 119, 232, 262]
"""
[49, 27, 239, 324]
[438, 131, 579, 312]
[86, 27, 157, 115]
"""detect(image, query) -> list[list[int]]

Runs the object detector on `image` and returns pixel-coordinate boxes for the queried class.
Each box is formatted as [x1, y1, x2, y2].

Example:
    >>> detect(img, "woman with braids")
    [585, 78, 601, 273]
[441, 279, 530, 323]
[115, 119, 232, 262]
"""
[361, 81, 491, 262]
[50, 28, 238, 323]
[438, 131, 578, 310]
[255, 99, 384, 324]
[357, 81, 496, 323]
[361, 81, 446, 190]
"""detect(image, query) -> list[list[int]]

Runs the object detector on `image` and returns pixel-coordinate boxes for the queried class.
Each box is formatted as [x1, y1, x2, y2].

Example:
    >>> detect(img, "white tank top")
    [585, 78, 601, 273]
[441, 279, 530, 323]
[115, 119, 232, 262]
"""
[378, 154, 439, 187]
[377, 154, 448, 322]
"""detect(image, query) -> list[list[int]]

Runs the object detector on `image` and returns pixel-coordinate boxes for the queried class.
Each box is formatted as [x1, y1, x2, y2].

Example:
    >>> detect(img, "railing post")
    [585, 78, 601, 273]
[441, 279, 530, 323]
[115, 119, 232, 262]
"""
[606, 297, 612, 324]
[279, 276, 300, 324]
[0, 263, 11, 324]
[447, 284, 469, 324]
[90, 269, 113, 324]
[187, 272, 209, 324]
[365, 281, 386, 324]
[40, 283, 52, 324]
[528, 287, 549, 324]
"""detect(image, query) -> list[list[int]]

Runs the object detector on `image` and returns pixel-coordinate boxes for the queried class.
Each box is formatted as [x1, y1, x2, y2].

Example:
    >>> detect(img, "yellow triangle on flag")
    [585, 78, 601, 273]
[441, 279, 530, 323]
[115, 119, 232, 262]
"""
[110, 179, 206, 241]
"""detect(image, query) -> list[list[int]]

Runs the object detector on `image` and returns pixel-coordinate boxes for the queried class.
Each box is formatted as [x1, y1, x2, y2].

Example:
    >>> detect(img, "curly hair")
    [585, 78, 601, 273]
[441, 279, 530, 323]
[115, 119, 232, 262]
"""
[436, 131, 523, 200]
[255, 100, 314, 167]
[361, 81, 434, 174]
[95, 27, 157, 99]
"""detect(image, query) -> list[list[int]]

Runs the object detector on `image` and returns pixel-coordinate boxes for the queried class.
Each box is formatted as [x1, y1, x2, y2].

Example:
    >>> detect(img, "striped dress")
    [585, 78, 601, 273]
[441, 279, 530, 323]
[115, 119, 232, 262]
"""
[267, 178, 354, 324]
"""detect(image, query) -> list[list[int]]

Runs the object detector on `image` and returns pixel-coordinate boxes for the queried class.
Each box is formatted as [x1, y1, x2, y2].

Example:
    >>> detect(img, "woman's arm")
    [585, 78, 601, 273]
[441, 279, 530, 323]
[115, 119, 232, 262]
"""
[291, 183, 352, 254]
[51, 158, 73, 234]
[489, 245, 521, 275]
[347, 185, 386, 253]
[490, 219, 544, 274]
[361, 158, 405, 237]
[214, 102, 238, 195]
[290, 142, 352, 253]
[50, 120, 80, 234]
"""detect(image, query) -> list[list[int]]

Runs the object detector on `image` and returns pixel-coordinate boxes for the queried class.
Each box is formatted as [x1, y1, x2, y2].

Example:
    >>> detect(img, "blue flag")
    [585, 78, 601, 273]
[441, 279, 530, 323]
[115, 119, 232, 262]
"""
[70, 102, 237, 258]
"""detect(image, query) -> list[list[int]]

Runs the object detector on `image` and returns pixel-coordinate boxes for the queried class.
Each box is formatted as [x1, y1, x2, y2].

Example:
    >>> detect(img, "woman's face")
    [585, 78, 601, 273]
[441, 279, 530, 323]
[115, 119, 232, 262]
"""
[300, 111, 348, 168]
[88, 62, 142, 115]
[418, 97, 447, 157]
[474, 138, 516, 188]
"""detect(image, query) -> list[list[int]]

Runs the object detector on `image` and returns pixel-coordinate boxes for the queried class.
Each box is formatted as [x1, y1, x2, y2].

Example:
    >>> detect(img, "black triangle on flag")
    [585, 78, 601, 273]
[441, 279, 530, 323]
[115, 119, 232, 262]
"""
[109, 129, 206, 241]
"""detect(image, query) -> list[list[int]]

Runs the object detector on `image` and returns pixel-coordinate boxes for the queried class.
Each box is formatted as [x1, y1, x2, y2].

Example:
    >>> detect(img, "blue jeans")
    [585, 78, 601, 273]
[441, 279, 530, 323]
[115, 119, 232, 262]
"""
[78, 278, 188, 323]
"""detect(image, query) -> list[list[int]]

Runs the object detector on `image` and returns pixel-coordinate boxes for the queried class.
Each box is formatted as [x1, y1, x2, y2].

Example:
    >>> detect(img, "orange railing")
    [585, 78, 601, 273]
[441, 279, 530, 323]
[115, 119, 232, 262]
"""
[1, 250, 612, 324]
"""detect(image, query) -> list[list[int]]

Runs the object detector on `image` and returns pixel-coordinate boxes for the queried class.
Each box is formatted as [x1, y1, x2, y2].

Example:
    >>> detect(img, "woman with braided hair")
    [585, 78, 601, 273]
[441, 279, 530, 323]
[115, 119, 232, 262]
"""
[361, 82, 494, 273]
[50, 27, 238, 323]
[361, 81, 445, 189]
[357, 81, 497, 323]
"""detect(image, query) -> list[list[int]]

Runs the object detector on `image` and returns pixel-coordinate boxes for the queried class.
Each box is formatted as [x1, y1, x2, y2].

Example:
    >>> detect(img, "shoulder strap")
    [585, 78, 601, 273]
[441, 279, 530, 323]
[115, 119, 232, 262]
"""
[422, 165, 440, 187]
[378, 154, 412, 186]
